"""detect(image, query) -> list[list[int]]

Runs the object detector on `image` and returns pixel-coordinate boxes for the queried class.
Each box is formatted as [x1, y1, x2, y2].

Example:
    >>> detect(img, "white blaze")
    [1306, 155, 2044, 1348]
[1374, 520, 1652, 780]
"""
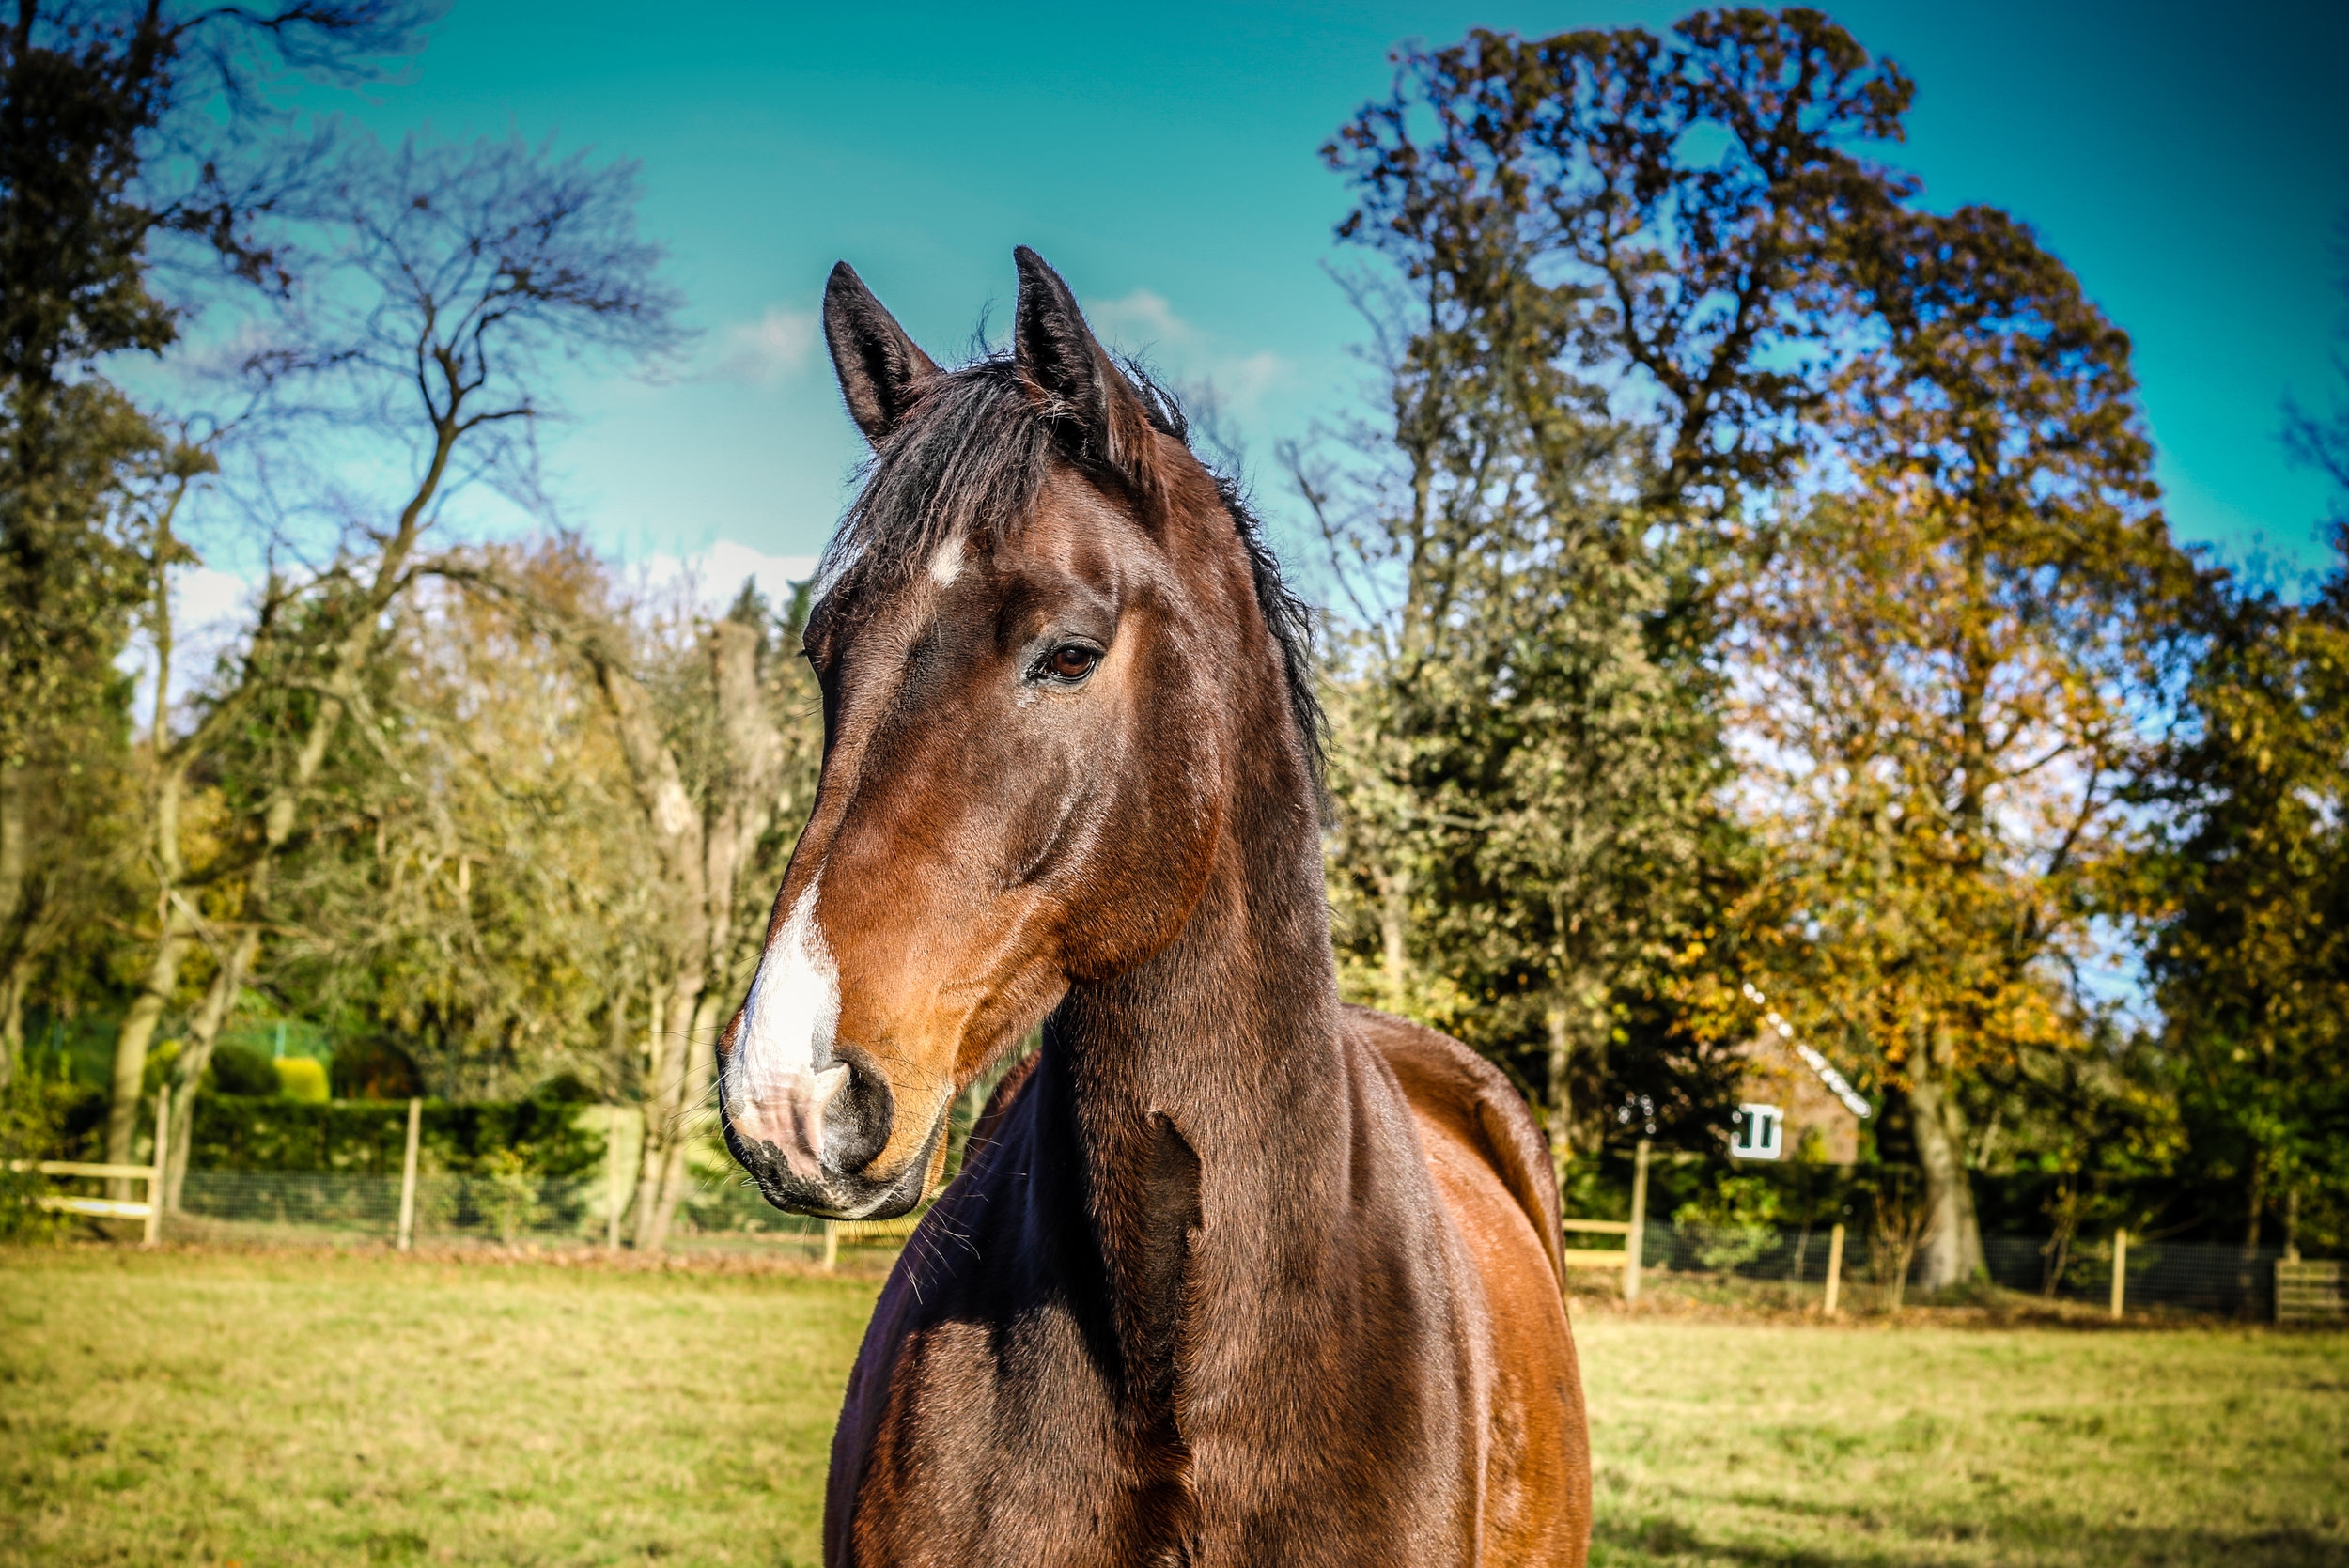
[927, 534, 965, 588]
[723, 879, 850, 1175]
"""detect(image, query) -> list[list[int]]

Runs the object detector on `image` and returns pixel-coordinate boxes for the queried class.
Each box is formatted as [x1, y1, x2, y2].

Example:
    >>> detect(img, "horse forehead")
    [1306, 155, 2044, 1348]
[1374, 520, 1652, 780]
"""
[1016, 474, 1157, 590]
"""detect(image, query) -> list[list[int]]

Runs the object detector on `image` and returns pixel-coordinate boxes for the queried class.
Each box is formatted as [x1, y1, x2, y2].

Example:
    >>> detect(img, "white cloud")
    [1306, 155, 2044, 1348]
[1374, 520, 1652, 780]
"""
[177, 564, 255, 642]
[1086, 287, 1195, 350]
[1083, 288, 1287, 423]
[1218, 351, 1285, 410]
[631, 538, 821, 615]
[713, 307, 818, 386]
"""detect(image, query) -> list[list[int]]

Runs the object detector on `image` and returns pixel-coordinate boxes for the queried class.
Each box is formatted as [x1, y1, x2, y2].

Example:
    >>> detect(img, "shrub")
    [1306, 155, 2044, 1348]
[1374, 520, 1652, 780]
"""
[0, 1081, 66, 1241]
[210, 1045, 279, 1096]
[478, 1147, 544, 1242]
[330, 1037, 422, 1100]
[272, 1058, 331, 1103]
[329, 1042, 425, 1103]
[1673, 1173, 1783, 1272]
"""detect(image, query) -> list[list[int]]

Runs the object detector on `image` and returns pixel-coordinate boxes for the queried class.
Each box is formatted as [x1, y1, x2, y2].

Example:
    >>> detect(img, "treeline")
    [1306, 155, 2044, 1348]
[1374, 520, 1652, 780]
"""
[2, 7, 2342, 1273]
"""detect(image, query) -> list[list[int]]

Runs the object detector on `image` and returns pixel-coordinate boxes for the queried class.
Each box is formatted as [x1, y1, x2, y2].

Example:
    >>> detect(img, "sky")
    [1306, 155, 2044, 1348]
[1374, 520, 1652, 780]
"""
[234, 0, 2348, 604]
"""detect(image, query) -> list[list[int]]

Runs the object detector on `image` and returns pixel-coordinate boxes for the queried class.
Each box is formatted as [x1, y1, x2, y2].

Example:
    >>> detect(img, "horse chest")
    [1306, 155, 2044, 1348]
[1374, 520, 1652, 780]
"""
[831, 1212, 1488, 1567]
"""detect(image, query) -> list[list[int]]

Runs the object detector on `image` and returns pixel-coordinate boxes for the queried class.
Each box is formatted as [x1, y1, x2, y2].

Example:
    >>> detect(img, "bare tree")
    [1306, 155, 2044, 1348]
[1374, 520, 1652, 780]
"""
[584, 606, 791, 1250]
[114, 131, 681, 1203]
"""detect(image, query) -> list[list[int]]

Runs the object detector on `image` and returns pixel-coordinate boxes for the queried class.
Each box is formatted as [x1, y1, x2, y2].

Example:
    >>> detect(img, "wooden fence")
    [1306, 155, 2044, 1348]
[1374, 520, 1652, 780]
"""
[2276, 1260, 2347, 1326]
[8, 1088, 170, 1244]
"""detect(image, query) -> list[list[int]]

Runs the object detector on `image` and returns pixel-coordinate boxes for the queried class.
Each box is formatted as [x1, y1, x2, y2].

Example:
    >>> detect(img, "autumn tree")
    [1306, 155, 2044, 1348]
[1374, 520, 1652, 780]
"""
[1309, 8, 1914, 1163]
[255, 539, 657, 1106]
[1732, 205, 2198, 1286]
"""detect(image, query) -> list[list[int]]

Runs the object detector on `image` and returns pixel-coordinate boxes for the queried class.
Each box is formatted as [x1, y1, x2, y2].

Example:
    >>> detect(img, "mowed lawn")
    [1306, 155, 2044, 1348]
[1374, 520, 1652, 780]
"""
[2, 1249, 2343, 1567]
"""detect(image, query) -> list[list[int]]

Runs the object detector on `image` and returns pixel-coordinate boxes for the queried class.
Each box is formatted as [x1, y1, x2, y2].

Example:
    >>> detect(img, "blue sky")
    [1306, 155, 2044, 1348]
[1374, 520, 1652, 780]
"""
[301, 0, 2347, 592]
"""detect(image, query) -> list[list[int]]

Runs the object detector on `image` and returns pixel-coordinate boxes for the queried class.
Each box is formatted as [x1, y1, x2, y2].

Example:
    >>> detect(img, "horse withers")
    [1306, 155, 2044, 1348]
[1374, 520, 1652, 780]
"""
[714, 247, 1592, 1566]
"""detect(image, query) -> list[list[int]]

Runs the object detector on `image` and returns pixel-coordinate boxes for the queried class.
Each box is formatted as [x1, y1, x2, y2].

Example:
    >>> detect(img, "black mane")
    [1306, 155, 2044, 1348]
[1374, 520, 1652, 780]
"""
[815, 355, 1325, 797]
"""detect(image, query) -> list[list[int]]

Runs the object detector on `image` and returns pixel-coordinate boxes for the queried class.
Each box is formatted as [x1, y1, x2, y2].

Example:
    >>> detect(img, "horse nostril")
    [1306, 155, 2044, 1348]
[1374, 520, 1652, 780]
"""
[822, 1052, 894, 1174]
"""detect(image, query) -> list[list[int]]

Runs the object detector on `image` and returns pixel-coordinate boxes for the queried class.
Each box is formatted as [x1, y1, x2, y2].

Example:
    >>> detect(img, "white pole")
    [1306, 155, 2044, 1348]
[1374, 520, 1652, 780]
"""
[1624, 1140, 1650, 1303]
[397, 1097, 422, 1251]
[144, 1086, 170, 1247]
[1824, 1223, 1845, 1317]
[2109, 1228, 2127, 1320]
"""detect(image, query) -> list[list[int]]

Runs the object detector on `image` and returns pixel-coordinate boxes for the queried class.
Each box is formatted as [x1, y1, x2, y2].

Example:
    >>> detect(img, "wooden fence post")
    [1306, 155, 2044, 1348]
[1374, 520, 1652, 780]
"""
[606, 1108, 626, 1250]
[1624, 1139, 1651, 1304]
[822, 1219, 839, 1271]
[1824, 1223, 1845, 1317]
[144, 1086, 170, 1247]
[2109, 1227, 2127, 1320]
[397, 1097, 422, 1251]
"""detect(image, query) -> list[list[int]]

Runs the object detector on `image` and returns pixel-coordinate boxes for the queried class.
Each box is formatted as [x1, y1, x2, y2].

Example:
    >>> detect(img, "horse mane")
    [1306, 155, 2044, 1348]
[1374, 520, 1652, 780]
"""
[813, 354, 1326, 799]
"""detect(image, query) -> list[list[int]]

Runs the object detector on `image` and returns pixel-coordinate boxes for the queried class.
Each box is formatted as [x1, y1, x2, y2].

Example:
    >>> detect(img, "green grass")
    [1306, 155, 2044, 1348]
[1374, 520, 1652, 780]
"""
[1576, 1313, 2349, 1566]
[1, 1249, 876, 1567]
[2, 1248, 2343, 1567]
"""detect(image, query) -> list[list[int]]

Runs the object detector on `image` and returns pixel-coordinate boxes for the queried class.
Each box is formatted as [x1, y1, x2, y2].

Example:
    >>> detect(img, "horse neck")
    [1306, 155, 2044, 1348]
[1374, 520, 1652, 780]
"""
[1046, 706, 1353, 1318]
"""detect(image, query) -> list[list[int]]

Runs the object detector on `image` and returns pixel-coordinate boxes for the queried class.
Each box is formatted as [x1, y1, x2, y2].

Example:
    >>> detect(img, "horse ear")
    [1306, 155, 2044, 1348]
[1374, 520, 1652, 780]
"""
[1011, 246, 1156, 481]
[824, 261, 938, 446]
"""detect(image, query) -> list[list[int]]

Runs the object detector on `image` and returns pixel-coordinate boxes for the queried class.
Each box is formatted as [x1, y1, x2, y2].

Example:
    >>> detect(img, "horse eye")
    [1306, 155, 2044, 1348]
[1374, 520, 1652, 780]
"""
[1044, 644, 1099, 683]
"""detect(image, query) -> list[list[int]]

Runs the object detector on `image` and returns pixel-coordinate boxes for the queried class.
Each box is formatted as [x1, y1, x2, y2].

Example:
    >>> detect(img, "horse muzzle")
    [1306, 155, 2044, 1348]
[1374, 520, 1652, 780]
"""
[718, 1049, 935, 1219]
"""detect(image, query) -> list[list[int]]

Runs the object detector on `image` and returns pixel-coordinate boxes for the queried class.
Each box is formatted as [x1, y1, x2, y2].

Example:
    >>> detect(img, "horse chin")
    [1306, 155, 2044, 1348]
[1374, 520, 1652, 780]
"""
[724, 1112, 943, 1222]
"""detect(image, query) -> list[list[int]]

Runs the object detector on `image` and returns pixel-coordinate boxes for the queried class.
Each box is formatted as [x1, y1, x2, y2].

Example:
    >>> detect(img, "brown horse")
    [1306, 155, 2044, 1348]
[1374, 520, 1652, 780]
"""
[715, 248, 1591, 1566]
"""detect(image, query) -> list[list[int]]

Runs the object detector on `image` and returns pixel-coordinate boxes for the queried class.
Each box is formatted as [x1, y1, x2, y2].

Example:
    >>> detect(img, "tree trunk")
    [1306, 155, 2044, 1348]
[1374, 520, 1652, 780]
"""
[1377, 864, 1411, 1015]
[0, 762, 25, 1092]
[0, 948, 31, 1091]
[163, 924, 260, 1212]
[1543, 1004, 1573, 1181]
[102, 906, 194, 1196]
[631, 968, 706, 1250]
[1906, 1033, 1985, 1291]
[641, 991, 722, 1249]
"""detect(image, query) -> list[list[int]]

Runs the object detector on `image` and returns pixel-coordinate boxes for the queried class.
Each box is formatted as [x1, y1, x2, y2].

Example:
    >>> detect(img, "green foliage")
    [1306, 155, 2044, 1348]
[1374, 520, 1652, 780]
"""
[0, 1079, 65, 1241]
[474, 1147, 544, 1243]
[2140, 562, 2349, 1252]
[1672, 1172, 1783, 1271]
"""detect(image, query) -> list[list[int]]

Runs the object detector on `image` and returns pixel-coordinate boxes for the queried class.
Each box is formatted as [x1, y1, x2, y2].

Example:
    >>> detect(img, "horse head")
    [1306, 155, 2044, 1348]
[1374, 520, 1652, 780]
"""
[714, 248, 1315, 1219]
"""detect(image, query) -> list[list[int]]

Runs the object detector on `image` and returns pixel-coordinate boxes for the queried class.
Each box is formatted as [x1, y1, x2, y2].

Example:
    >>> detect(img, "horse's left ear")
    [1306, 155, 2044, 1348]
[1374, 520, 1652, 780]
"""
[1012, 246, 1159, 486]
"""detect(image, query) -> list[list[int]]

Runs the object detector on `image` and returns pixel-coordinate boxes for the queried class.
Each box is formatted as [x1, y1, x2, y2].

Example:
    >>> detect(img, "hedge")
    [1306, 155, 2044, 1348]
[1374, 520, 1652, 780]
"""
[189, 1094, 604, 1179]
[30, 1082, 603, 1180]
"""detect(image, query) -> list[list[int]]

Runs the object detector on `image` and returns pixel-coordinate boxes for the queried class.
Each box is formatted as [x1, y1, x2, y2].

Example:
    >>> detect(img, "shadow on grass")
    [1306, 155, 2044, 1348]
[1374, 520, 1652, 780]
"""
[1594, 1512, 2344, 1568]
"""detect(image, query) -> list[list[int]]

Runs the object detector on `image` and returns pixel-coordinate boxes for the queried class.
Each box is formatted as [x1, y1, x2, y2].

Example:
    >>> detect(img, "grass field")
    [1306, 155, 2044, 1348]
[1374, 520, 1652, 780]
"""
[3, 1248, 2343, 1567]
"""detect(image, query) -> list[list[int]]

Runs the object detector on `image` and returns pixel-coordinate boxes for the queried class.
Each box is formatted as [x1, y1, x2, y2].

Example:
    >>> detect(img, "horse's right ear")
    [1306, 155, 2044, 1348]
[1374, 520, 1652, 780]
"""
[824, 262, 938, 446]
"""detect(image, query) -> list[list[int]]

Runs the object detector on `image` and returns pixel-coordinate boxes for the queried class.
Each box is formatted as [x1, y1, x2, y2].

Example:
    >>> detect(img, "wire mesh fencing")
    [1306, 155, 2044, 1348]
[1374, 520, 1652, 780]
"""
[142, 1168, 903, 1261]
[45, 1162, 2315, 1319]
[1576, 1218, 2295, 1318]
